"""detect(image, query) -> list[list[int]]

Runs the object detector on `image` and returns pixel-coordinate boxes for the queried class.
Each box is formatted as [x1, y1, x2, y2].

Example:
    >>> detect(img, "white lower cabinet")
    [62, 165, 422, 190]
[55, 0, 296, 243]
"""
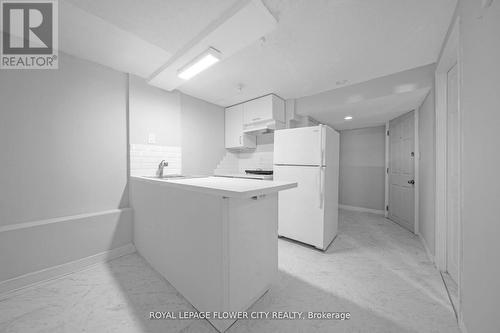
[225, 104, 256, 150]
[130, 178, 278, 332]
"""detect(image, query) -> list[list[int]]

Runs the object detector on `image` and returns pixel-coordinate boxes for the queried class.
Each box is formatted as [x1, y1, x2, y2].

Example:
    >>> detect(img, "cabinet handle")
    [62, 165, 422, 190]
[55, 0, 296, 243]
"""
[252, 118, 261, 121]
[239, 136, 242, 144]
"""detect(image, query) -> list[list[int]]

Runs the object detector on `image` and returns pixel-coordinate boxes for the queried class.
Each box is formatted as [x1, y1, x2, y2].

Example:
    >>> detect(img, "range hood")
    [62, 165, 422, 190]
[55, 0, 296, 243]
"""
[243, 119, 285, 135]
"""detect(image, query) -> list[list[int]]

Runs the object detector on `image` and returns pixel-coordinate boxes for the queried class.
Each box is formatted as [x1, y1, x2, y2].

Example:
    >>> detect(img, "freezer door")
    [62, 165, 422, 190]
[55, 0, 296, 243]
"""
[274, 126, 323, 166]
[274, 165, 325, 249]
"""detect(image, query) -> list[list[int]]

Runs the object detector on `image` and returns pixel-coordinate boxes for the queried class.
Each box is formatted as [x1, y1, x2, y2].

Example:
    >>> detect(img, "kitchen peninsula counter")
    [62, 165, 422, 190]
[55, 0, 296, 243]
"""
[129, 176, 296, 332]
[132, 176, 295, 198]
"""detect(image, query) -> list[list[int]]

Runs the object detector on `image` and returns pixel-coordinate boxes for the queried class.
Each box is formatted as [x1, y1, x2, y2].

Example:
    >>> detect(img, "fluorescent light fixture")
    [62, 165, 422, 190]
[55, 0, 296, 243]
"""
[177, 47, 221, 80]
[344, 116, 353, 120]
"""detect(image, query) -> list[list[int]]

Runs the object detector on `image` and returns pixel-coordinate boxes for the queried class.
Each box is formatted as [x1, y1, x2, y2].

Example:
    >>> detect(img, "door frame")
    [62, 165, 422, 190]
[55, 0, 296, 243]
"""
[384, 110, 419, 234]
[435, 18, 463, 322]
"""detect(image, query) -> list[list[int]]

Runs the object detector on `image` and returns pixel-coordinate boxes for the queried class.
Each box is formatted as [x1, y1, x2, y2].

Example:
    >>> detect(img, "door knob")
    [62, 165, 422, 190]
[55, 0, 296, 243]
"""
[408, 180, 415, 185]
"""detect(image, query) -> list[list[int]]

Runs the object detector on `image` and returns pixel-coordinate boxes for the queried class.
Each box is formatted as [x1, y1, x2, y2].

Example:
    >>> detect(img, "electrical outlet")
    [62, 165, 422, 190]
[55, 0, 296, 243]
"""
[148, 133, 156, 144]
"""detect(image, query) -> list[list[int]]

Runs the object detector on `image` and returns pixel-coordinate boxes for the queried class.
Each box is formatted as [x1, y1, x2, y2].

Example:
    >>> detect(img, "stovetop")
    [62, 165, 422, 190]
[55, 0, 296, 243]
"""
[245, 169, 273, 175]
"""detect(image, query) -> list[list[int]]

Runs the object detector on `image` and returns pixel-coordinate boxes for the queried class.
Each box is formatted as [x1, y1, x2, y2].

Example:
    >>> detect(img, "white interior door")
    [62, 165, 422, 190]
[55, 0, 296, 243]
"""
[274, 165, 324, 249]
[446, 63, 459, 283]
[388, 111, 415, 232]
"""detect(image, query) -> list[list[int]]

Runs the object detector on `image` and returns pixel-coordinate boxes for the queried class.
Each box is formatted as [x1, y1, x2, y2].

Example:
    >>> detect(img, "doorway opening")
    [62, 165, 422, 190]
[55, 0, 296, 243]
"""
[435, 19, 462, 322]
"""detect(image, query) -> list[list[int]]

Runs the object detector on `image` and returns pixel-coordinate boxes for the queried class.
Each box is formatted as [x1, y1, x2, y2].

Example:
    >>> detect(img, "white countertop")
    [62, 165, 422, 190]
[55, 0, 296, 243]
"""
[131, 176, 296, 198]
[213, 172, 273, 180]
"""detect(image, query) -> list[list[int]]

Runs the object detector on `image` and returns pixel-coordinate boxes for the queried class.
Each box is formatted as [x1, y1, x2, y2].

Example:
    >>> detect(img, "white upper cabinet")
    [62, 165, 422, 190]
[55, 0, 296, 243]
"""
[225, 104, 256, 150]
[225, 94, 285, 150]
[243, 94, 285, 126]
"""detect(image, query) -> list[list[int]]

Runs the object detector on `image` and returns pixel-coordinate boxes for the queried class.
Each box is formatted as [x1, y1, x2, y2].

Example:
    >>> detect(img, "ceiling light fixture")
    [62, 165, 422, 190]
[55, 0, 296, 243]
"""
[177, 47, 221, 80]
[344, 116, 353, 120]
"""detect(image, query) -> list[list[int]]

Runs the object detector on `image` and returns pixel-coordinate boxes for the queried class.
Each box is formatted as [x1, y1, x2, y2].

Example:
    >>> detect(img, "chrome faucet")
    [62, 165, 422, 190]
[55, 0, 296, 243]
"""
[156, 160, 169, 178]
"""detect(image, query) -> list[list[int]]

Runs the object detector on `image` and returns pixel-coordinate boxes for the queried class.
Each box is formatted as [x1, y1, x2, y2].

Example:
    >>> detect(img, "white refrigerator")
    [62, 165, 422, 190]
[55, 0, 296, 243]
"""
[273, 125, 340, 250]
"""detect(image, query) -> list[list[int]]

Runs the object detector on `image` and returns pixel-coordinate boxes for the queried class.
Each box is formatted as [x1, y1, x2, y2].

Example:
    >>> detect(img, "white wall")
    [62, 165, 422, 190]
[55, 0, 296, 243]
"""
[0, 54, 129, 226]
[129, 75, 181, 147]
[339, 126, 386, 211]
[0, 53, 132, 288]
[418, 88, 436, 255]
[128, 76, 226, 176]
[452, 1, 500, 332]
[180, 94, 225, 175]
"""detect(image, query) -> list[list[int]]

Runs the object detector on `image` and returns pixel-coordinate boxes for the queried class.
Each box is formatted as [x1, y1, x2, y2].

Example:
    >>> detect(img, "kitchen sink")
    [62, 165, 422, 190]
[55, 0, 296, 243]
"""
[141, 175, 207, 180]
[142, 174, 186, 179]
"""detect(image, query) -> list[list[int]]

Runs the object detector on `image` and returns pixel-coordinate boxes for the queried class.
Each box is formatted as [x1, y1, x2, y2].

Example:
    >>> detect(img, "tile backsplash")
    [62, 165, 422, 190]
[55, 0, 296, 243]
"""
[130, 144, 181, 177]
[214, 152, 239, 175]
[237, 147, 273, 172]
[214, 133, 274, 175]
[237, 133, 274, 172]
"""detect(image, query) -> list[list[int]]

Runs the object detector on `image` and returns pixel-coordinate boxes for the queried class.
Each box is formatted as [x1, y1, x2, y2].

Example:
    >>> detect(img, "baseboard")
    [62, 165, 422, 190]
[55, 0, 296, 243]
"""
[0, 243, 135, 299]
[0, 208, 133, 296]
[417, 233, 435, 265]
[339, 204, 385, 215]
[458, 315, 468, 333]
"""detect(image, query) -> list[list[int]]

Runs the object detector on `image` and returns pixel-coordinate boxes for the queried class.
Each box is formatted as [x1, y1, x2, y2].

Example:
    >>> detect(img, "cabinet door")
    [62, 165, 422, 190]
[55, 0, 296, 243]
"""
[243, 95, 272, 124]
[225, 104, 244, 149]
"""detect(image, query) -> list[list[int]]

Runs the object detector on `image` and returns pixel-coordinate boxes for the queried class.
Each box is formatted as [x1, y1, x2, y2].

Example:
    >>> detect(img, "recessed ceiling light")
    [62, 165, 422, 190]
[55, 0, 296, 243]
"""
[177, 47, 221, 80]
[344, 116, 353, 120]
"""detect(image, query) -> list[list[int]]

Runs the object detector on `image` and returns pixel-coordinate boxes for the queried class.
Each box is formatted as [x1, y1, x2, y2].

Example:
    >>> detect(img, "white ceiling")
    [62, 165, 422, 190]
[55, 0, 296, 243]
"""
[308, 88, 431, 131]
[147, 0, 277, 91]
[60, 0, 456, 129]
[63, 0, 456, 105]
[177, 0, 457, 106]
[59, 1, 172, 77]
[64, 0, 238, 56]
[294, 63, 435, 130]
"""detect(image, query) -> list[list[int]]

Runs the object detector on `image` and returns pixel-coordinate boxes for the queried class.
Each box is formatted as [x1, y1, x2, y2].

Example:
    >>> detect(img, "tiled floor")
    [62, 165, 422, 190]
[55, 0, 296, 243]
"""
[0, 210, 459, 332]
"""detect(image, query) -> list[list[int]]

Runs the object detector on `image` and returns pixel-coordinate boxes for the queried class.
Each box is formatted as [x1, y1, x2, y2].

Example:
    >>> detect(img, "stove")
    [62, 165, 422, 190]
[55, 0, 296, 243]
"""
[245, 169, 273, 176]
[214, 170, 273, 180]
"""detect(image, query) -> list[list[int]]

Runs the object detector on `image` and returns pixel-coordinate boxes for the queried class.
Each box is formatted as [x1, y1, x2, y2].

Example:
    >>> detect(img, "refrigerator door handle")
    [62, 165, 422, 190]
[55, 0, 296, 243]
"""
[319, 124, 324, 166]
[320, 125, 326, 208]
[319, 167, 324, 209]
[318, 124, 325, 209]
